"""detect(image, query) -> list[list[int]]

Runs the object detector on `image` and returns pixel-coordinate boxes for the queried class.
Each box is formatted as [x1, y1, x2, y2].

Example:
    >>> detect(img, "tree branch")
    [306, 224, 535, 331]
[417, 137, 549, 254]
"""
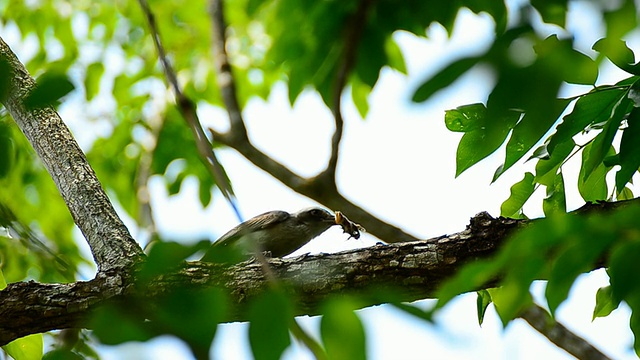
[520, 304, 612, 360]
[136, 0, 241, 219]
[325, 0, 373, 179]
[210, 127, 420, 243]
[0, 211, 520, 345]
[0, 37, 143, 271]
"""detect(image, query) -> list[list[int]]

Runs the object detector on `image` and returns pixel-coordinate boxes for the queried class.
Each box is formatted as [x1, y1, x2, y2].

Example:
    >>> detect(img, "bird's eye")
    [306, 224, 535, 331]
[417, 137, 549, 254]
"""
[310, 209, 323, 217]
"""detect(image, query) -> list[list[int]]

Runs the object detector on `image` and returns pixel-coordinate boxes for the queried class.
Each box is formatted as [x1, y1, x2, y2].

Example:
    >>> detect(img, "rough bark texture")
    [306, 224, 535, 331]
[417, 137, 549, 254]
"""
[0, 37, 144, 271]
[0, 212, 522, 345]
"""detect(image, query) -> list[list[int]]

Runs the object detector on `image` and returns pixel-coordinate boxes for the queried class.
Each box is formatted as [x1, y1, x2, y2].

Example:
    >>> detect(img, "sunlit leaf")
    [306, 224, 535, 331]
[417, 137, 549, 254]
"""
[535, 139, 574, 187]
[579, 143, 614, 202]
[593, 38, 640, 74]
[542, 172, 566, 216]
[2, 334, 44, 360]
[593, 286, 620, 320]
[84, 62, 105, 101]
[321, 297, 366, 360]
[477, 290, 493, 326]
[500, 172, 535, 219]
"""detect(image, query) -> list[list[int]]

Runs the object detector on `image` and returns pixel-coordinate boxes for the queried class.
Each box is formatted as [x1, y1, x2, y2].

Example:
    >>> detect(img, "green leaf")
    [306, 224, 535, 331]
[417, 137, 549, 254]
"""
[351, 77, 371, 118]
[455, 109, 521, 177]
[581, 93, 629, 182]
[0, 56, 12, 103]
[444, 103, 486, 132]
[84, 62, 105, 101]
[24, 72, 75, 109]
[436, 260, 501, 308]
[579, 143, 614, 202]
[412, 56, 482, 103]
[542, 172, 566, 216]
[617, 187, 635, 201]
[547, 87, 626, 155]
[535, 139, 574, 186]
[615, 107, 640, 191]
[0, 123, 15, 179]
[604, 0, 637, 39]
[2, 334, 44, 360]
[476, 290, 493, 326]
[493, 98, 571, 180]
[609, 240, 640, 303]
[0, 268, 6, 289]
[384, 37, 406, 74]
[593, 286, 620, 320]
[593, 38, 640, 74]
[546, 221, 615, 314]
[248, 289, 293, 360]
[500, 172, 535, 218]
[488, 287, 533, 326]
[321, 297, 366, 360]
[531, 0, 567, 27]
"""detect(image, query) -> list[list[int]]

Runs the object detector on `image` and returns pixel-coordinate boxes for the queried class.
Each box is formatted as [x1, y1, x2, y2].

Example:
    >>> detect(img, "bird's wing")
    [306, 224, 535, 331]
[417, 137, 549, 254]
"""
[213, 210, 290, 247]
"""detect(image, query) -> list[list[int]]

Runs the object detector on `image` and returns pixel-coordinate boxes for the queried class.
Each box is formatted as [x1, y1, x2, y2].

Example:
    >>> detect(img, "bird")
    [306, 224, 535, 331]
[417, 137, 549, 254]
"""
[200, 207, 339, 262]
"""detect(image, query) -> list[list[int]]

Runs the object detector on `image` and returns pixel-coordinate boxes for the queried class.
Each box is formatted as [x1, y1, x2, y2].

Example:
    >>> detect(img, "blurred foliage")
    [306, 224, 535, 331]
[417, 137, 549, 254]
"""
[2, 0, 640, 358]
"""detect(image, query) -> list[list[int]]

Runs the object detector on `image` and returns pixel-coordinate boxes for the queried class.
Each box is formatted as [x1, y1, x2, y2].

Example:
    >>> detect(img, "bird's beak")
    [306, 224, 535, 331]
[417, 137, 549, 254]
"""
[334, 211, 342, 225]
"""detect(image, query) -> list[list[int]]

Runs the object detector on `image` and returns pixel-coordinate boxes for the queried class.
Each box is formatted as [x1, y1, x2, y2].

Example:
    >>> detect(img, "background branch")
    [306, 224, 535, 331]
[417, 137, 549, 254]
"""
[325, 0, 373, 178]
[0, 37, 142, 271]
[206, 0, 415, 243]
[137, 0, 241, 220]
[520, 304, 612, 360]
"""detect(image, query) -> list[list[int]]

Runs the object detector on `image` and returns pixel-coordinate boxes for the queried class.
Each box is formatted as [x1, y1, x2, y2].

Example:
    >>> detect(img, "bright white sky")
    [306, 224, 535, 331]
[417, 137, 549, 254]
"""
[3, 1, 638, 359]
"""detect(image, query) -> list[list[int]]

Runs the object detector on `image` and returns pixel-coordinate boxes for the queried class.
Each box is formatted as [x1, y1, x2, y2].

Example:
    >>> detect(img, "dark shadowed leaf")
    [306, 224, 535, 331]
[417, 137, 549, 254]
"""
[24, 72, 75, 109]
[248, 289, 293, 360]
[581, 95, 630, 183]
[547, 86, 627, 155]
[531, 0, 568, 27]
[615, 107, 640, 191]
[412, 56, 482, 103]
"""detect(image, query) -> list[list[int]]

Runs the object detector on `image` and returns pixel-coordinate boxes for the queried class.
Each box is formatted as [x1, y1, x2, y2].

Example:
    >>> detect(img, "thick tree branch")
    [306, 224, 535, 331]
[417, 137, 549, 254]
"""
[0, 37, 143, 271]
[520, 304, 612, 360]
[0, 211, 520, 345]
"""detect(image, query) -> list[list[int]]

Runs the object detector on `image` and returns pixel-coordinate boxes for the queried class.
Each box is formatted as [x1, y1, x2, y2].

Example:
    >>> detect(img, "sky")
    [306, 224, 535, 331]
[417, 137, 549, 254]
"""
[3, 1, 638, 359]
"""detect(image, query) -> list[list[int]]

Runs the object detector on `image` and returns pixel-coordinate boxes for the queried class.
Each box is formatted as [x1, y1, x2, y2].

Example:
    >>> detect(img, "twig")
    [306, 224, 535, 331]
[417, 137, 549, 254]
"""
[520, 304, 612, 360]
[136, 0, 242, 221]
[325, 0, 374, 179]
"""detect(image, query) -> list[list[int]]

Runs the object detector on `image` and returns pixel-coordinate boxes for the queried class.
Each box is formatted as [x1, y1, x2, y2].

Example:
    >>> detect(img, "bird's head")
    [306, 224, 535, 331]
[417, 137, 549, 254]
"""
[293, 207, 338, 226]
